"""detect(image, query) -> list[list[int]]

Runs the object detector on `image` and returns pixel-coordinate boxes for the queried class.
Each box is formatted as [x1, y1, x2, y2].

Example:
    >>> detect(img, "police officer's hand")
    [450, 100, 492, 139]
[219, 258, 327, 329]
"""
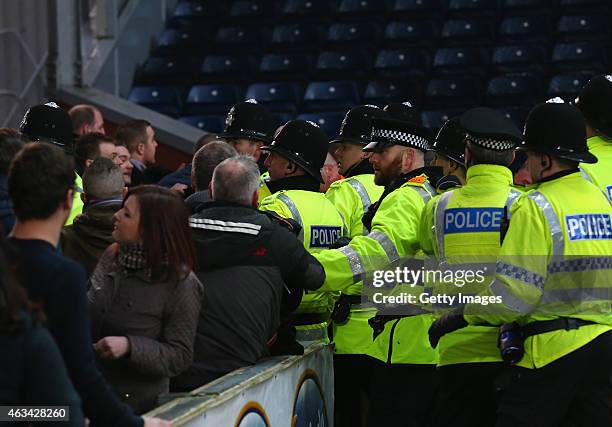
[428, 312, 468, 348]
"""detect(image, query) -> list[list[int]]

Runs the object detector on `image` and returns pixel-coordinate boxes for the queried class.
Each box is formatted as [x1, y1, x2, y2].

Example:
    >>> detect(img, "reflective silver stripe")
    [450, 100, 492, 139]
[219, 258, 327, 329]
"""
[414, 187, 433, 203]
[368, 230, 400, 263]
[528, 191, 565, 257]
[579, 167, 593, 183]
[295, 327, 328, 342]
[505, 189, 521, 219]
[548, 257, 612, 274]
[347, 179, 372, 214]
[434, 190, 454, 263]
[490, 279, 535, 314]
[277, 193, 304, 243]
[340, 245, 366, 284]
[496, 261, 546, 290]
[540, 287, 612, 304]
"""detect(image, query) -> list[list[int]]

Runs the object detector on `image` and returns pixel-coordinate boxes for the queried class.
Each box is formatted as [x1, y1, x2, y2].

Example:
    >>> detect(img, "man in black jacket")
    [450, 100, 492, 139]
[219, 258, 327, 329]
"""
[171, 155, 325, 391]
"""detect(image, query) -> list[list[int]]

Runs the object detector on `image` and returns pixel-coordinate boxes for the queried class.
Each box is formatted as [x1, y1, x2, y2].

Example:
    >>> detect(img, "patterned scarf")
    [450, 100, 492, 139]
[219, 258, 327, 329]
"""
[118, 243, 147, 271]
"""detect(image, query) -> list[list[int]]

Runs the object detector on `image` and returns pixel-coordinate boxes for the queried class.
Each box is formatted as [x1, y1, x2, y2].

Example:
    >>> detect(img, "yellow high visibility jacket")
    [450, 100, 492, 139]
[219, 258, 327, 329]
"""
[464, 171, 612, 369]
[66, 172, 84, 226]
[258, 172, 272, 205]
[580, 136, 612, 203]
[419, 164, 523, 366]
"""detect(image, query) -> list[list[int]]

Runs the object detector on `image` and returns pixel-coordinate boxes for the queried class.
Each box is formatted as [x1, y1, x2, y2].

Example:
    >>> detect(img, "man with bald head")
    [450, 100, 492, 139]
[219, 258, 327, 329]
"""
[69, 104, 105, 136]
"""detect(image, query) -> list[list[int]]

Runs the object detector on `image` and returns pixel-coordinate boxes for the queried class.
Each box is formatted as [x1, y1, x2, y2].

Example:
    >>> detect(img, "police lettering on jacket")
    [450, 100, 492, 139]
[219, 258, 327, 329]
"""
[443, 207, 504, 234]
[565, 213, 612, 241]
[310, 225, 342, 248]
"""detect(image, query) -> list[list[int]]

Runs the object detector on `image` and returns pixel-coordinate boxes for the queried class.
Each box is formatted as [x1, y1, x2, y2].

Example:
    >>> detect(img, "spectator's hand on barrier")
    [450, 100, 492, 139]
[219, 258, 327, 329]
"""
[428, 312, 468, 349]
[93, 336, 130, 359]
[143, 416, 173, 427]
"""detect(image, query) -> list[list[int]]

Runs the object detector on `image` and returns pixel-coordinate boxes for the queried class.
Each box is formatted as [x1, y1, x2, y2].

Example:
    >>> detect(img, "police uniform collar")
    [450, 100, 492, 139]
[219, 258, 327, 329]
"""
[465, 164, 513, 185]
[537, 167, 580, 184]
[266, 175, 320, 195]
[345, 158, 373, 178]
[391, 166, 437, 191]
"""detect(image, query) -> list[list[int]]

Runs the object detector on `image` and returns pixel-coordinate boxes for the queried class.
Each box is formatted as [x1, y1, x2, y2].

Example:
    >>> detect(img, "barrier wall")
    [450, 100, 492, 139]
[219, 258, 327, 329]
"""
[146, 343, 334, 427]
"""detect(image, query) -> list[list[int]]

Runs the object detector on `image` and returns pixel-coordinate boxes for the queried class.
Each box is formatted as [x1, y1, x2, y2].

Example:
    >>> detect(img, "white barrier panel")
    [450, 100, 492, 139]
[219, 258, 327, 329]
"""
[147, 343, 334, 426]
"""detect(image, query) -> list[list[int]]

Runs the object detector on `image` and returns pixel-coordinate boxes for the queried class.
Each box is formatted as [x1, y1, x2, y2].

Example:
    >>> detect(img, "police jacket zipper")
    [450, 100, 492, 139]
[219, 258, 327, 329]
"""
[386, 319, 401, 364]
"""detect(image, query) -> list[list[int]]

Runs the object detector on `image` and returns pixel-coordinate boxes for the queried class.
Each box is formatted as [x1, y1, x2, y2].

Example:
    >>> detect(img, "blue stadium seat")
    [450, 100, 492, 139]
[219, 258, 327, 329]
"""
[551, 42, 606, 72]
[502, 0, 554, 15]
[200, 55, 256, 81]
[363, 80, 423, 107]
[155, 28, 211, 55]
[214, 26, 263, 49]
[499, 16, 553, 42]
[425, 77, 481, 108]
[384, 21, 439, 48]
[302, 81, 360, 112]
[245, 82, 302, 113]
[491, 45, 546, 74]
[315, 51, 370, 79]
[184, 84, 241, 115]
[172, 1, 221, 20]
[547, 72, 596, 100]
[374, 49, 431, 78]
[258, 53, 311, 80]
[448, 0, 497, 17]
[229, 0, 270, 22]
[336, 0, 387, 21]
[485, 75, 542, 106]
[282, 0, 333, 22]
[556, 15, 609, 41]
[392, 0, 446, 18]
[179, 115, 226, 133]
[272, 112, 295, 128]
[296, 112, 346, 137]
[128, 86, 182, 117]
[560, 0, 610, 12]
[327, 23, 382, 47]
[433, 47, 488, 77]
[421, 109, 465, 129]
[495, 107, 530, 129]
[441, 18, 493, 45]
[270, 24, 322, 50]
[138, 57, 201, 84]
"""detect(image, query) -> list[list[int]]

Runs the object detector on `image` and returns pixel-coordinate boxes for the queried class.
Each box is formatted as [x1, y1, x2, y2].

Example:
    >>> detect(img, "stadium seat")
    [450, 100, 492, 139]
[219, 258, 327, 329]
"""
[315, 51, 370, 79]
[155, 28, 211, 56]
[447, 0, 497, 17]
[425, 77, 481, 108]
[551, 41, 606, 72]
[441, 18, 493, 45]
[258, 53, 311, 80]
[560, 0, 610, 12]
[392, 0, 446, 18]
[421, 109, 465, 129]
[433, 47, 488, 77]
[172, 1, 221, 20]
[556, 15, 609, 41]
[128, 86, 182, 117]
[302, 81, 360, 112]
[229, 0, 271, 23]
[270, 23, 322, 51]
[296, 111, 346, 137]
[184, 84, 241, 115]
[245, 82, 302, 113]
[363, 80, 423, 107]
[502, 0, 554, 15]
[200, 55, 257, 82]
[485, 75, 542, 106]
[547, 72, 596, 100]
[179, 115, 226, 133]
[491, 45, 546, 74]
[498, 16, 553, 43]
[374, 48, 431, 78]
[384, 21, 439, 48]
[138, 57, 201, 84]
[214, 26, 263, 50]
[336, 0, 387, 22]
[281, 0, 333, 22]
[327, 23, 382, 47]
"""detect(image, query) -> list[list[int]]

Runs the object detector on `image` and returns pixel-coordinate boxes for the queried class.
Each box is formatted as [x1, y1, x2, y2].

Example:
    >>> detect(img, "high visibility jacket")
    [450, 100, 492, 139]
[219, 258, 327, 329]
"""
[580, 136, 612, 203]
[326, 174, 384, 238]
[464, 171, 612, 369]
[258, 172, 272, 205]
[314, 174, 439, 363]
[66, 172, 84, 226]
[419, 165, 523, 366]
[260, 190, 346, 340]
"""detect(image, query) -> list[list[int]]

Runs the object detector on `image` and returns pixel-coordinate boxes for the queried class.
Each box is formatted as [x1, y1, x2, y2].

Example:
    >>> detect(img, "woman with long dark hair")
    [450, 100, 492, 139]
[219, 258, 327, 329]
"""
[0, 235, 84, 425]
[88, 185, 203, 413]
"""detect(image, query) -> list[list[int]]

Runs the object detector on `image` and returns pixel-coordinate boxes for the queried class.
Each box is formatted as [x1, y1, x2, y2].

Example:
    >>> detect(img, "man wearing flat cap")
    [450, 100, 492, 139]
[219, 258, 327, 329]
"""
[259, 120, 347, 342]
[575, 74, 612, 203]
[434, 103, 612, 426]
[313, 117, 441, 427]
[422, 107, 523, 427]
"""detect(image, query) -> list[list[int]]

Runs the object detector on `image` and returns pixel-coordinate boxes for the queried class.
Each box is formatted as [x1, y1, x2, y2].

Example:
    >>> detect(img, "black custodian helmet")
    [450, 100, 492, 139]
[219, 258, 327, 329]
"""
[220, 99, 275, 143]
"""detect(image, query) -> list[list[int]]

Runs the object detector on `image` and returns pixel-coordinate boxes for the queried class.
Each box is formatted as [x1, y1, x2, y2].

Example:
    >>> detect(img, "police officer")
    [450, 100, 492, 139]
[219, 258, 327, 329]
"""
[259, 120, 346, 342]
[313, 117, 439, 427]
[419, 108, 523, 427]
[429, 117, 467, 186]
[432, 103, 612, 426]
[574, 74, 612, 202]
[19, 102, 83, 225]
[384, 101, 422, 124]
[324, 105, 387, 427]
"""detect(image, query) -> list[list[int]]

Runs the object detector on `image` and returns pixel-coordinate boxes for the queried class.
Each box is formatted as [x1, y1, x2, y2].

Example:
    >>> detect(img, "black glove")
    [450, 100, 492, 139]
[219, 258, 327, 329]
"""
[428, 312, 468, 348]
[329, 236, 351, 249]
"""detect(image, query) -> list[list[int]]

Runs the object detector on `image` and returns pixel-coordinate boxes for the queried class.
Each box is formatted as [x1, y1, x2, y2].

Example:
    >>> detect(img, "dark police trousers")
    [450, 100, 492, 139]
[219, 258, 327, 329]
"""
[334, 354, 372, 427]
[495, 331, 611, 427]
[433, 362, 503, 427]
